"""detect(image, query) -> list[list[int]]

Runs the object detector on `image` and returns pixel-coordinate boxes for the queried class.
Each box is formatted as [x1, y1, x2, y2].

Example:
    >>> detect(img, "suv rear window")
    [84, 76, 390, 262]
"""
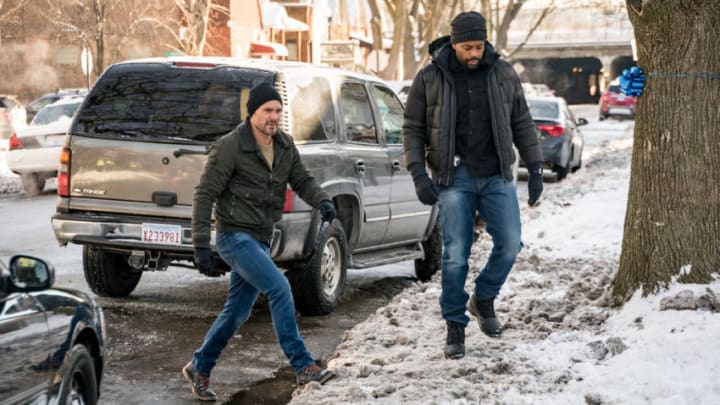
[74, 63, 271, 142]
[607, 85, 621, 93]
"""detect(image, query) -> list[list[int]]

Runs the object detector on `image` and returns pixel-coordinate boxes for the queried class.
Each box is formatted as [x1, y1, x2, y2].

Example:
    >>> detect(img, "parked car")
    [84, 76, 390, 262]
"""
[6, 96, 85, 196]
[387, 80, 413, 104]
[25, 88, 88, 124]
[522, 83, 555, 97]
[0, 94, 26, 140]
[523, 95, 586, 180]
[51, 57, 441, 315]
[0, 254, 105, 404]
[598, 80, 636, 120]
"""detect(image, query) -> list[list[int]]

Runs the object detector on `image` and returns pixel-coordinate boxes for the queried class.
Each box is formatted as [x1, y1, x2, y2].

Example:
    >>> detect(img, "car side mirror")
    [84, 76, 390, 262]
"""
[577, 117, 589, 126]
[8, 255, 55, 292]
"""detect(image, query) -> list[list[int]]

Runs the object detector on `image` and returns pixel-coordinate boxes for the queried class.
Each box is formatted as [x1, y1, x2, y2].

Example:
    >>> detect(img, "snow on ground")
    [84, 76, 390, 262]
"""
[0, 140, 23, 195]
[290, 111, 720, 404]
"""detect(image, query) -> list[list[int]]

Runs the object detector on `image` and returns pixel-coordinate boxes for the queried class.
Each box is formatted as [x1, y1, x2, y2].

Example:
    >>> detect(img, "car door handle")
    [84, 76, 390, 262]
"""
[392, 160, 402, 173]
[355, 160, 366, 176]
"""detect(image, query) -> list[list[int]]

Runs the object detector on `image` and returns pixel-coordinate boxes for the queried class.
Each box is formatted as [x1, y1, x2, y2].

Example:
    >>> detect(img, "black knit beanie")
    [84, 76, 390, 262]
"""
[247, 82, 283, 118]
[451, 11, 487, 44]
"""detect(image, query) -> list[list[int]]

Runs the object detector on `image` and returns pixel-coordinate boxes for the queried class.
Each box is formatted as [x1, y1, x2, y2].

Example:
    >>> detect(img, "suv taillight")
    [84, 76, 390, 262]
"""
[8, 133, 22, 150]
[58, 147, 71, 197]
[537, 124, 565, 137]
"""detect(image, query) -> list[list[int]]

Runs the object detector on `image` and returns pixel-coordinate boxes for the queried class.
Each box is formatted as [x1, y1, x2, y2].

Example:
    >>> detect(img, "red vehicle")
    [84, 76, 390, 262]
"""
[599, 82, 637, 120]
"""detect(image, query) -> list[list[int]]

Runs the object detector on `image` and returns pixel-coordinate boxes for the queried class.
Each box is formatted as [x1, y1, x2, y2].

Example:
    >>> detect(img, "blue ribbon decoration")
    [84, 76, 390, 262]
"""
[619, 66, 645, 96]
[619, 67, 720, 97]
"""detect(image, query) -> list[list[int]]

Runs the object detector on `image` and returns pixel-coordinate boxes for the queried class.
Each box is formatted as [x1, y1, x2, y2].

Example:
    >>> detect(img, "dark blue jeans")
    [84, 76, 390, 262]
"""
[192, 231, 314, 375]
[438, 164, 522, 326]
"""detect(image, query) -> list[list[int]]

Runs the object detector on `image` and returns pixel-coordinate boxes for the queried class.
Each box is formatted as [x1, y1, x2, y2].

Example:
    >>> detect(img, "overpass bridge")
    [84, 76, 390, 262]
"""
[505, 6, 635, 104]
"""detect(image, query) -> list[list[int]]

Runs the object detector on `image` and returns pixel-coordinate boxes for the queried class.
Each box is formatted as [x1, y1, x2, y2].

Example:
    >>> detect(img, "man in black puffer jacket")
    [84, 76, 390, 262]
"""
[402, 11, 544, 360]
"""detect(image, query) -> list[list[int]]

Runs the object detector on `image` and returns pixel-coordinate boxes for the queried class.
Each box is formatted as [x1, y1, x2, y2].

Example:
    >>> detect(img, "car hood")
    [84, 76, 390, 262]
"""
[17, 118, 72, 138]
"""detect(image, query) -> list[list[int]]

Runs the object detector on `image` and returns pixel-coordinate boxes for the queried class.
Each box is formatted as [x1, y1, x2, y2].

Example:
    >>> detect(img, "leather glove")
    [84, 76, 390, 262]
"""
[194, 247, 219, 277]
[527, 162, 544, 207]
[318, 199, 336, 223]
[409, 163, 439, 205]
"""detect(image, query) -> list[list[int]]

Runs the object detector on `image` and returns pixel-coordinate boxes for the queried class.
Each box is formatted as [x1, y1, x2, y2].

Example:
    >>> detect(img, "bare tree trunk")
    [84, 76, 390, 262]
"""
[612, 0, 720, 304]
[402, 11, 415, 78]
[366, 0, 383, 54]
[379, 0, 405, 79]
[92, 0, 106, 79]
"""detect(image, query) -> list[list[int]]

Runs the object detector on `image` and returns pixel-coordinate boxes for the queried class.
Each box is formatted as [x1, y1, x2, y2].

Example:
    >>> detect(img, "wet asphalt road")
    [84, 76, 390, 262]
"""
[99, 271, 415, 404]
[0, 193, 418, 404]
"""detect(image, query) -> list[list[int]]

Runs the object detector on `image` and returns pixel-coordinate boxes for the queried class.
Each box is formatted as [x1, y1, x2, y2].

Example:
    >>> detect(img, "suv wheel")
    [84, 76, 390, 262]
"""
[83, 245, 142, 297]
[414, 222, 441, 282]
[287, 219, 347, 316]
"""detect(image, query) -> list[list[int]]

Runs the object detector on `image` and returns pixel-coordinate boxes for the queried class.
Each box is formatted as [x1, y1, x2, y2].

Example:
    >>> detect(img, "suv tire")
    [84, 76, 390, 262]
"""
[414, 222, 441, 282]
[287, 219, 347, 316]
[83, 245, 142, 297]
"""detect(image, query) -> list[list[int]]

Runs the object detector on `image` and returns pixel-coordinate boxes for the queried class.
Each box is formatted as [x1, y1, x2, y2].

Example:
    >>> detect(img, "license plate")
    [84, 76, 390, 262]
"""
[142, 223, 182, 245]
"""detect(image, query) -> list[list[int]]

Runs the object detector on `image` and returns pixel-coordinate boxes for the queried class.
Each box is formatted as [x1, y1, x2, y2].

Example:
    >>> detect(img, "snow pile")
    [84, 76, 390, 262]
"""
[290, 115, 720, 404]
[0, 142, 22, 195]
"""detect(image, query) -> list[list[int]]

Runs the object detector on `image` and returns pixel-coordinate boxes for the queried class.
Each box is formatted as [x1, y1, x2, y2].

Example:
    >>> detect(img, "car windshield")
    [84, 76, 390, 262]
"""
[74, 63, 269, 142]
[528, 99, 559, 120]
[32, 100, 83, 125]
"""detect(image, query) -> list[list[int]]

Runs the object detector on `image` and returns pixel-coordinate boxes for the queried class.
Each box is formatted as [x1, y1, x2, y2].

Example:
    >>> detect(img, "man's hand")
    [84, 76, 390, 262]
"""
[194, 247, 220, 277]
[318, 199, 336, 223]
[527, 162, 544, 207]
[409, 163, 438, 205]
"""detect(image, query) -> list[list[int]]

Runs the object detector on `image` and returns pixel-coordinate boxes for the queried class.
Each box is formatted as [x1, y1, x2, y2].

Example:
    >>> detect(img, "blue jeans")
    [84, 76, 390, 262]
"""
[192, 231, 314, 375]
[438, 164, 522, 326]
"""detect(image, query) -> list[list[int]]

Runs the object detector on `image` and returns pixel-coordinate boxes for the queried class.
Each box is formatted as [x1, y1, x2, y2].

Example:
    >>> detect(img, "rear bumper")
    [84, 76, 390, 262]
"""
[51, 211, 302, 260]
[539, 137, 564, 166]
[6, 146, 61, 174]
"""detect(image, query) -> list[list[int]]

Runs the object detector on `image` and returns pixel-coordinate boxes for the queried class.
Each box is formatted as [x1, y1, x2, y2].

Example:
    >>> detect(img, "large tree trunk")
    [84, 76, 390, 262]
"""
[612, 0, 720, 304]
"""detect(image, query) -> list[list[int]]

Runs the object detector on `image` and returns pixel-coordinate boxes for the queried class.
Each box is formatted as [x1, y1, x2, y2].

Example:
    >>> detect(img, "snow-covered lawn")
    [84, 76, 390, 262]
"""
[290, 111, 720, 404]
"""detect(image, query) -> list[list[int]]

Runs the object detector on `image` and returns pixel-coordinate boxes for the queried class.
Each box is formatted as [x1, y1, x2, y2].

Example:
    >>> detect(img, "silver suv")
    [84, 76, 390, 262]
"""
[51, 58, 440, 315]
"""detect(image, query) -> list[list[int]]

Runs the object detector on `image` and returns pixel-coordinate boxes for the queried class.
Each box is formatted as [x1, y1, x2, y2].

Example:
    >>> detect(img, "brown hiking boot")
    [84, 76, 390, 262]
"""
[182, 362, 217, 401]
[467, 294, 502, 338]
[296, 363, 336, 385]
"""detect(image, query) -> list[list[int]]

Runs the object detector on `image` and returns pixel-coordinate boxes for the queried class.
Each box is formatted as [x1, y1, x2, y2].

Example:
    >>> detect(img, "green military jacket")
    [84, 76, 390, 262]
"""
[192, 120, 329, 247]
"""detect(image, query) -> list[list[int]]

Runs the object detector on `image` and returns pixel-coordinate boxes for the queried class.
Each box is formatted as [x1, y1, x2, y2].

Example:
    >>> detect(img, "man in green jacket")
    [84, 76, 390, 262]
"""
[183, 82, 336, 401]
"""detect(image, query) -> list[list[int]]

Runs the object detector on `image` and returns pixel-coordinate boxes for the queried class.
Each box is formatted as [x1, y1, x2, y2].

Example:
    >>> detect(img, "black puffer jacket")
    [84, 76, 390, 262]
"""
[402, 36, 541, 184]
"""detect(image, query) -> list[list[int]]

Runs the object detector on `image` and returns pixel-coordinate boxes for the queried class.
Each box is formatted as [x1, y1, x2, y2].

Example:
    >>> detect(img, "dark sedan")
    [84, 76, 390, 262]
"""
[0, 255, 105, 404]
[524, 95, 586, 180]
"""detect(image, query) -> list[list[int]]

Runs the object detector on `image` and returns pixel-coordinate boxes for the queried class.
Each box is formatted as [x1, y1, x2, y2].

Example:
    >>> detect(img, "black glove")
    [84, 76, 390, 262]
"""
[409, 163, 438, 205]
[318, 199, 336, 223]
[194, 247, 219, 277]
[527, 162, 544, 207]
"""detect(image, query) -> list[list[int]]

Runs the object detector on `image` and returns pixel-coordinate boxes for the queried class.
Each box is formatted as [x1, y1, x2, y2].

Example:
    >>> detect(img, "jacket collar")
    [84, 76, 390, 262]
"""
[237, 118, 291, 152]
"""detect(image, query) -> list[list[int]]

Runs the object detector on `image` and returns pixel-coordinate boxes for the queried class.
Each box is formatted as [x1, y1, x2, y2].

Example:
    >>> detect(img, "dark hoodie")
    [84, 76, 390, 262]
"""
[402, 35, 542, 185]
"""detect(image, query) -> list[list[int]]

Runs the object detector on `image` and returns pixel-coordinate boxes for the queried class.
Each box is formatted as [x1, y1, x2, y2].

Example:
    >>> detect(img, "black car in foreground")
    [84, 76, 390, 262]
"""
[0, 255, 105, 404]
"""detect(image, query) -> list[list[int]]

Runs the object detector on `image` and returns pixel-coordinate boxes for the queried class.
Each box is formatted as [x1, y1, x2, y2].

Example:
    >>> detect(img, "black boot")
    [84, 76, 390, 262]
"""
[467, 294, 502, 338]
[444, 321, 465, 359]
